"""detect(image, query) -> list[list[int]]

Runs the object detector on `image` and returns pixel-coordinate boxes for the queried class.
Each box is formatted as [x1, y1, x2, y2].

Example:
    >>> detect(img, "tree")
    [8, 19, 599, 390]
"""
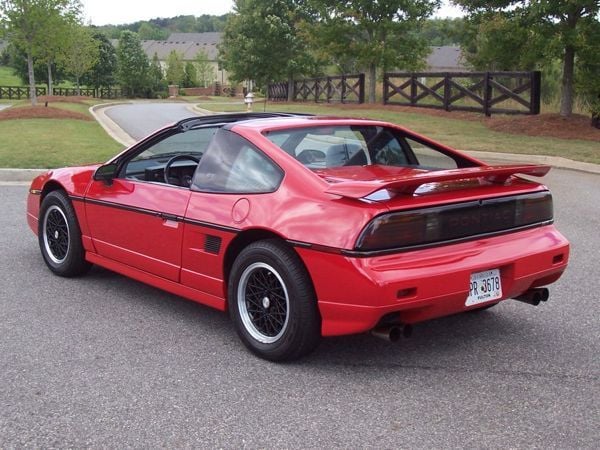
[308, 0, 440, 103]
[195, 50, 215, 87]
[219, 0, 316, 94]
[0, 0, 82, 105]
[117, 30, 150, 97]
[59, 24, 99, 94]
[165, 50, 184, 85]
[576, 18, 600, 127]
[35, 2, 79, 95]
[182, 61, 197, 88]
[82, 32, 117, 89]
[453, 0, 600, 117]
[148, 52, 166, 95]
[137, 22, 168, 40]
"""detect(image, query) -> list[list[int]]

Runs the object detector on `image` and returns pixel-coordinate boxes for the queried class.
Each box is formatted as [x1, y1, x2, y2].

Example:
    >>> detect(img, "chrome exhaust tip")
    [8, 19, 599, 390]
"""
[513, 287, 549, 306]
[371, 324, 412, 342]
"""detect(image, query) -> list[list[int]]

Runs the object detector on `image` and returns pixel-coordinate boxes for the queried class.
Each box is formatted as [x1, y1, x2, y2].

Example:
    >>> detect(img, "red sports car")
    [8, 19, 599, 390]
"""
[27, 113, 570, 361]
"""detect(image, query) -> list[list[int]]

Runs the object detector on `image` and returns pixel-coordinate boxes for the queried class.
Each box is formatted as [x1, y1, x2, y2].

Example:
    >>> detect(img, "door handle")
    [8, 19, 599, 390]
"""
[159, 213, 179, 222]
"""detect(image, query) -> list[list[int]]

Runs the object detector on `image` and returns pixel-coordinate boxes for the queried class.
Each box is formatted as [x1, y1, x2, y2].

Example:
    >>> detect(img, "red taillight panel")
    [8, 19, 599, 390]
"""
[356, 191, 553, 252]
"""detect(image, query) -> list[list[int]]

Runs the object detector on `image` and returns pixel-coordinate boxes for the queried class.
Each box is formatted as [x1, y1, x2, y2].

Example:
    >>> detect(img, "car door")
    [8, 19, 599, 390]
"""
[85, 127, 218, 282]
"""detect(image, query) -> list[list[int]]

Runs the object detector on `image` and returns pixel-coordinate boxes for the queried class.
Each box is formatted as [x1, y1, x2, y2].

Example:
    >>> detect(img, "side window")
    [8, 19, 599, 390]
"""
[192, 129, 283, 193]
[123, 127, 217, 180]
[406, 137, 458, 169]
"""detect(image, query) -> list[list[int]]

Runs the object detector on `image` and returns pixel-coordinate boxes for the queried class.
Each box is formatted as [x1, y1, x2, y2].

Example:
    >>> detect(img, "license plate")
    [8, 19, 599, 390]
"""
[466, 269, 503, 306]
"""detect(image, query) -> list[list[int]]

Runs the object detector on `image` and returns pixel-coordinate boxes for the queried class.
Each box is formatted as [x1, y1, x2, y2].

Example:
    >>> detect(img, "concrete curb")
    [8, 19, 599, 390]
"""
[89, 102, 137, 147]
[463, 150, 600, 175]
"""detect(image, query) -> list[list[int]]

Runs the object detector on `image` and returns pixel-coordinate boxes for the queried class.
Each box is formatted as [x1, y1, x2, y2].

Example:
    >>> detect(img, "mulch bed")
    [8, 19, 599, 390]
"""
[315, 103, 600, 142]
[0, 105, 92, 121]
[486, 113, 600, 142]
[37, 95, 92, 105]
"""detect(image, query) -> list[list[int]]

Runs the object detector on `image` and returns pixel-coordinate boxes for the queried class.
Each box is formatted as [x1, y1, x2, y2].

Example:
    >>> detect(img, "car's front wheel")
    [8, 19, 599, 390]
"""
[39, 190, 91, 277]
[228, 240, 320, 361]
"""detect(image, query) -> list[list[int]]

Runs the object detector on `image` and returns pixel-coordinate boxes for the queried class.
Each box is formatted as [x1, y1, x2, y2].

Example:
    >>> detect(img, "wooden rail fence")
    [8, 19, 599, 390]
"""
[383, 71, 541, 116]
[269, 74, 365, 104]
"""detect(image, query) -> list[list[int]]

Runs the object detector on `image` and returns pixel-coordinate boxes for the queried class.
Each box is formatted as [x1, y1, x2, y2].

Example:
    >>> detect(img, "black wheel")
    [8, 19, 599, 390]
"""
[38, 190, 91, 277]
[228, 240, 320, 361]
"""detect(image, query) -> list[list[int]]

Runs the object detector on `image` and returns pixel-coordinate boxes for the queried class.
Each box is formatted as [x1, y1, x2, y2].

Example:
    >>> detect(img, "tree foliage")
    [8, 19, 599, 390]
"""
[117, 30, 150, 96]
[0, 0, 82, 104]
[576, 17, 600, 126]
[148, 52, 166, 95]
[307, 0, 440, 102]
[219, 0, 316, 91]
[59, 24, 99, 93]
[453, 0, 600, 117]
[195, 50, 215, 87]
[182, 61, 197, 88]
[165, 50, 184, 85]
[95, 14, 230, 40]
[82, 32, 117, 89]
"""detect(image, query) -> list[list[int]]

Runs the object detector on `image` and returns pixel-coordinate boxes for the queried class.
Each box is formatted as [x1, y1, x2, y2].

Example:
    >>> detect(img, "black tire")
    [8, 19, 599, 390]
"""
[38, 190, 91, 277]
[228, 239, 320, 361]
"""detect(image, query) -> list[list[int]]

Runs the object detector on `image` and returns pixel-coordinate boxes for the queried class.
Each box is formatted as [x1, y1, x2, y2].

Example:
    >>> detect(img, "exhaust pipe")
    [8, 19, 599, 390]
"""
[513, 287, 549, 306]
[371, 324, 413, 342]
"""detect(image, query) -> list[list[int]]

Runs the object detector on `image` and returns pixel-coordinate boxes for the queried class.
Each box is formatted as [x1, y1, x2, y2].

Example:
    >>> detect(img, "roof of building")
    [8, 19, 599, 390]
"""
[110, 32, 222, 61]
[166, 32, 222, 44]
[426, 46, 465, 72]
[143, 39, 219, 60]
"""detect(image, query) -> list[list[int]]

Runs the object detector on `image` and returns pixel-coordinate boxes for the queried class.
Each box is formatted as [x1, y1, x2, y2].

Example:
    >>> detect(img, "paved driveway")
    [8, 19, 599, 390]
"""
[1, 167, 598, 447]
[105, 102, 198, 140]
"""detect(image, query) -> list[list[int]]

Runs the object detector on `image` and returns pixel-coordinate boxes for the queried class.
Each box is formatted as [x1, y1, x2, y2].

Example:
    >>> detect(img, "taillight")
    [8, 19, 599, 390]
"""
[356, 191, 553, 252]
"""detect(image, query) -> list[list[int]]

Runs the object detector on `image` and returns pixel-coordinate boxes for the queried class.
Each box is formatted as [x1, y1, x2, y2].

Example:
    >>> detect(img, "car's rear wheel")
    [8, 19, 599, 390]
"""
[39, 190, 91, 277]
[228, 240, 320, 361]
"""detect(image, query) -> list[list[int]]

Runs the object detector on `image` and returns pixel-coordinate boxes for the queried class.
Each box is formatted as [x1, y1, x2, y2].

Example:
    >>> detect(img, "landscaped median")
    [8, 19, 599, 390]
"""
[0, 97, 123, 169]
[197, 100, 600, 167]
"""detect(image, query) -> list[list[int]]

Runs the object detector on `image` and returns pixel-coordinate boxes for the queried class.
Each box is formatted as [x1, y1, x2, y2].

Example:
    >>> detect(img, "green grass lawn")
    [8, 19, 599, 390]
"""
[0, 118, 123, 168]
[0, 66, 22, 85]
[197, 100, 600, 165]
[0, 99, 122, 168]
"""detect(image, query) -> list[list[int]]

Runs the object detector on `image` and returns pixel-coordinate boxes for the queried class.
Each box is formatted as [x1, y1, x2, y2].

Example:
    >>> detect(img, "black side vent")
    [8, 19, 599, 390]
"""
[205, 235, 222, 254]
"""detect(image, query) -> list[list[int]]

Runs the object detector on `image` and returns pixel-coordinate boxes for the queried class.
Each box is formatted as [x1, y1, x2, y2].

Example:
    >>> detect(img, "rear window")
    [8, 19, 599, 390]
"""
[264, 125, 468, 170]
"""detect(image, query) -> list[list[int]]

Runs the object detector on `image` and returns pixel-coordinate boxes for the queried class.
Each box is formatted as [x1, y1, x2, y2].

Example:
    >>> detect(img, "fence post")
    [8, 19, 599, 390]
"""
[383, 74, 388, 105]
[358, 73, 365, 104]
[410, 75, 417, 106]
[444, 73, 451, 111]
[483, 72, 492, 117]
[530, 71, 541, 115]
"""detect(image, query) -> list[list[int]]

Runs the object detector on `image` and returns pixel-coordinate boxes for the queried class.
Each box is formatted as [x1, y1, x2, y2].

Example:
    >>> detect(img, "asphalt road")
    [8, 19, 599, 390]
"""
[1, 166, 598, 447]
[105, 102, 198, 140]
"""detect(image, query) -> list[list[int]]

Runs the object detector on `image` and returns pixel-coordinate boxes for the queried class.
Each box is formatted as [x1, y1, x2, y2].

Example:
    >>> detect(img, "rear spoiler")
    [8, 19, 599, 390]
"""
[325, 164, 550, 198]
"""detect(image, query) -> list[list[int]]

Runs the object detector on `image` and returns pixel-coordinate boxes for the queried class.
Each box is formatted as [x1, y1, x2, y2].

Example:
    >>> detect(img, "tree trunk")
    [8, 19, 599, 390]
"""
[560, 45, 575, 117]
[27, 52, 37, 106]
[287, 75, 294, 102]
[76, 76, 80, 96]
[368, 63, 376, 103]
[47, 61, 53, 97]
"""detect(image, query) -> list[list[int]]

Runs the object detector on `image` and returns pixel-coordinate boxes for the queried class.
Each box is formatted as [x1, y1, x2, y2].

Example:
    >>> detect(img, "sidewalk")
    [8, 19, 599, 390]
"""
[2, 103, 599, 183]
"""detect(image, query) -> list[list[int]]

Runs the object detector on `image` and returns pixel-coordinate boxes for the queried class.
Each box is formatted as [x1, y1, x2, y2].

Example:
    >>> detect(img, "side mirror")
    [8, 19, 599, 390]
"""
[93, 163, 118, 185]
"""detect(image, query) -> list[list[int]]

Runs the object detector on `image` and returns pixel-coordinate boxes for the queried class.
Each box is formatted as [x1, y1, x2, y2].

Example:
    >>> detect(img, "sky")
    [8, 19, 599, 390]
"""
[82, 0, 464, 26]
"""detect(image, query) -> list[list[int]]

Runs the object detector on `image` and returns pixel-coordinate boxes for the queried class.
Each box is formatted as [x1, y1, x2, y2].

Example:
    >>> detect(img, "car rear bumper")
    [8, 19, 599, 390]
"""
[297, 225, 569, 337]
